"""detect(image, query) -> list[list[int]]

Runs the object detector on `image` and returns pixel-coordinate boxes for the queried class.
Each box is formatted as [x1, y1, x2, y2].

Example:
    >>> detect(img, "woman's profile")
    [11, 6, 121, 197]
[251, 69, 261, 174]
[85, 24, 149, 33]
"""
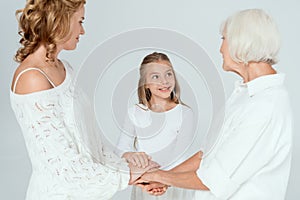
[10, 0, 158, 199]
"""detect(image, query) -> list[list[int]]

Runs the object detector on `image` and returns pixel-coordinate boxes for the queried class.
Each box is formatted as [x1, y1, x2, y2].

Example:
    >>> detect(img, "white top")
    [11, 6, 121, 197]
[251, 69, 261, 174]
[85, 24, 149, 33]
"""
[195, 74, 293, 200]
[116, 104, 196, 170]
[10, 60, 129, 200]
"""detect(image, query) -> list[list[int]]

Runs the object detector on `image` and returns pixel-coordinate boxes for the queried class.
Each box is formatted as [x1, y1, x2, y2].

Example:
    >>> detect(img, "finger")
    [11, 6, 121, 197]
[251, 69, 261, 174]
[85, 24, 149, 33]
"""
[155, 191, 166, 196]
[150, 188, 158, 193]
[147, 190, 156, 195]
[153, 188, 165, 196]
[132, 155, 142, 168]
[140, 153, 149, 168]
[135, 154, 146, 168]
[148, 160, 160, 169]
[149, 188, 164, 196]
[155, 187, 163, 192]
[128, 158, 138, 166]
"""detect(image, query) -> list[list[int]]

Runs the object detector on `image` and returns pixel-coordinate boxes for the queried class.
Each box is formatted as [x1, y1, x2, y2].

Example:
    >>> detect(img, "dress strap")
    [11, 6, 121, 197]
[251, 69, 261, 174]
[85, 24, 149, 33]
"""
[13, 67, 56, 93]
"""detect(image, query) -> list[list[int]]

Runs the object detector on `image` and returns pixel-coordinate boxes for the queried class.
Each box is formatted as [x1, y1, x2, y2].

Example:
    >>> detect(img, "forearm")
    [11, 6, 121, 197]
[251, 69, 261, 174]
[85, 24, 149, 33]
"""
[154, 151, 207, 190]
[139, 151, 207, 190]
[169, 151, 202, 173]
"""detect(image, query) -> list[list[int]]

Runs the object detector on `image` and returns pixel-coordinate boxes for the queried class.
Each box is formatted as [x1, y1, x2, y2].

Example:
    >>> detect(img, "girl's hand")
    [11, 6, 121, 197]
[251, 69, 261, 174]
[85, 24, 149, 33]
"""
[122, 152, 152, 168]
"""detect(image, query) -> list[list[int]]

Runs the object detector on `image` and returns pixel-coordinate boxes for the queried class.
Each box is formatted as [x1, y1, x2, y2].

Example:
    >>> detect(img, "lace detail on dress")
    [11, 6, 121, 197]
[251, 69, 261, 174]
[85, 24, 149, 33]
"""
[10, 61, 129, 199]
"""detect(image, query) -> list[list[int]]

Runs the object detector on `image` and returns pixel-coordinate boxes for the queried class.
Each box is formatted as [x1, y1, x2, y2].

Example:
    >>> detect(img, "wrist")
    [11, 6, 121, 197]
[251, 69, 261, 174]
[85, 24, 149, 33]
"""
[154, 170, 167, 185]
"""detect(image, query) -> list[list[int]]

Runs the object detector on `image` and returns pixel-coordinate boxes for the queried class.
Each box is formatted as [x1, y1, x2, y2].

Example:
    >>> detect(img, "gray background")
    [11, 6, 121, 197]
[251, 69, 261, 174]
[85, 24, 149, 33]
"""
[1, 0, 299, 199]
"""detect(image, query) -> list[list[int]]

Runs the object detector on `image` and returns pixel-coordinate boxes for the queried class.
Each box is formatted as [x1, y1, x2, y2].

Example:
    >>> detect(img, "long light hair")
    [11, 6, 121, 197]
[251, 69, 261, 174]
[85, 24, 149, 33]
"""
[137, 52, 182, 108]
[220, 9, 280, 65]
[15, 0, 86, 63]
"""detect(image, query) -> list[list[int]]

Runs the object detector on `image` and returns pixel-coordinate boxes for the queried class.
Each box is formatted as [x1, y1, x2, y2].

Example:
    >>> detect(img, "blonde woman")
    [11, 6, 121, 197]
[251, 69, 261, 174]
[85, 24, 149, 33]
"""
[116, 52, 196, 199]
[10, 1, 158, 199]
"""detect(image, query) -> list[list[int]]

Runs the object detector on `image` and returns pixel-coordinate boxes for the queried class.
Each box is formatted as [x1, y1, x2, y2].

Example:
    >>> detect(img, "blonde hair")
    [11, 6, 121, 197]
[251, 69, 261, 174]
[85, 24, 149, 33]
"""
[15, 0, 86, 63]
[220, 9, 280, 65]
[137, 52, 182, 107]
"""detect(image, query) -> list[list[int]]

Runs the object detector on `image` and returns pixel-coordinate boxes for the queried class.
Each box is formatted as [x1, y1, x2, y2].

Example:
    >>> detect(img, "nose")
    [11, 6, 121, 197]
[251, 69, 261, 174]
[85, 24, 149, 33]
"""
[161, 76, 169, 85]
[220, 43, 223, 54]
[220, 39, 226, 55]
[80, 26, 85, 35]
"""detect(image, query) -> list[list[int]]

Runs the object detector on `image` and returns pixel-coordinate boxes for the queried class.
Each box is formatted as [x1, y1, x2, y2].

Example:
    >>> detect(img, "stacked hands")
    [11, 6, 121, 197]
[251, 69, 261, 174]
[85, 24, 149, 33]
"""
[124, 152, 168, 196]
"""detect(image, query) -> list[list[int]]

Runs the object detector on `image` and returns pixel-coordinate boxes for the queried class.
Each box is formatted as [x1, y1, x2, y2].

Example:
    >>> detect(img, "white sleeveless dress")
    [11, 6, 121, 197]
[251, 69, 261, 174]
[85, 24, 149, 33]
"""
[10, 60, 129, 200]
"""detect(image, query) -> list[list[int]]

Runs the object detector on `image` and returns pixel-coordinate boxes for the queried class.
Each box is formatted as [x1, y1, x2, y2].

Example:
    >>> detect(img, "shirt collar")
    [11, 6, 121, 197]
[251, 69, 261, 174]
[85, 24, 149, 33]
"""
[235, 73, 285, 97]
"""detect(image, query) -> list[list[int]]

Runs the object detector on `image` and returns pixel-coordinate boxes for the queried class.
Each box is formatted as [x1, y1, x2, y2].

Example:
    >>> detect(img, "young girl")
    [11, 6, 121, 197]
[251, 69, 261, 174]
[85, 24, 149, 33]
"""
[116, 52, 196, 199]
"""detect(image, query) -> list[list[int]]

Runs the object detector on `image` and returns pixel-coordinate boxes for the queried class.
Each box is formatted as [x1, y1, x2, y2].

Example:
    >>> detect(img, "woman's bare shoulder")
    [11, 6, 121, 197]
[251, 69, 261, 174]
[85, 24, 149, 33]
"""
[11, 61, 52, 95]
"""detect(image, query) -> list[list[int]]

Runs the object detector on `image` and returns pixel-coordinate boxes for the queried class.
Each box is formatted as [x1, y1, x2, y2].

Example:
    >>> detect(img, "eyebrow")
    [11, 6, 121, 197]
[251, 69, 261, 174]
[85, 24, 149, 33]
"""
[149, 69, 173, 75]
[149, 72, 160, 75]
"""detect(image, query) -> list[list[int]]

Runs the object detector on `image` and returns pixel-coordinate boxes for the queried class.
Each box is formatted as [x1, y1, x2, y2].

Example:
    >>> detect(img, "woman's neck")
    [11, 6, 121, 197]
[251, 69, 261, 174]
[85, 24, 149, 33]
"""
[239, 62, 277, 83]
[27, 45, 61, 67]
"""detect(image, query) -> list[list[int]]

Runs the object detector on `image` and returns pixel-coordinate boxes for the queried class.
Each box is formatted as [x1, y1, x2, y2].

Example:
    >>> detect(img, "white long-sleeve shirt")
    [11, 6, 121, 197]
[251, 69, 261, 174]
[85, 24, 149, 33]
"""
[116, 104, 196, 170]
[195, 74, 293, 200]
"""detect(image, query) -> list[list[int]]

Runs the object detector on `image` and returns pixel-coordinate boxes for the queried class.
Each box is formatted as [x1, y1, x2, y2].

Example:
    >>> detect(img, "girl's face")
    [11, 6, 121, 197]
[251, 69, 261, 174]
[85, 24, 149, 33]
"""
[145, 61, 175, 100]
[62, 5, 85, 50]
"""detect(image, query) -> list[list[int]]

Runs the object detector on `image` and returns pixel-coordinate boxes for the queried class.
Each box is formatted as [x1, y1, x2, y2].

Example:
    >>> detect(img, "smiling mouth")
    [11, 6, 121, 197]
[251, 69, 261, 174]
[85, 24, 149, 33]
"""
[158, 86, 172, 92]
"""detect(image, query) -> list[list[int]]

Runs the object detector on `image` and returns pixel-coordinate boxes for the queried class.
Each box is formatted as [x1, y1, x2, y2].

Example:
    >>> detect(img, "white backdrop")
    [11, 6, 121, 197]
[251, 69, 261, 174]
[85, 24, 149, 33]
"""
[1, 0, 299, 199]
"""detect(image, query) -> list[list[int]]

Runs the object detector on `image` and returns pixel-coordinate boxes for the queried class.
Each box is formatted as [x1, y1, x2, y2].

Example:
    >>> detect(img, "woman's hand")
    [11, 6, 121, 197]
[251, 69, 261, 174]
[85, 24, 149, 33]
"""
[134, 168, 161, 185]
[128, 160, 160, 185]
[122, 152, 152, 168]
[136, 181, 168, 196]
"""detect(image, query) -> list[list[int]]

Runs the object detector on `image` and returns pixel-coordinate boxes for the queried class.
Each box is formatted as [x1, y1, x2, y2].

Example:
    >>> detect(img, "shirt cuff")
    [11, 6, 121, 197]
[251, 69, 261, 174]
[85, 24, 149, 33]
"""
[196, 158, 240, 199]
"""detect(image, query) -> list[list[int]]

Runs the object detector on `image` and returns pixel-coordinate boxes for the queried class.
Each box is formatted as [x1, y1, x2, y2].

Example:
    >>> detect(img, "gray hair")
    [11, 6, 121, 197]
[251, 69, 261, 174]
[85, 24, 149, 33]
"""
[220, 9, 281, 65]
